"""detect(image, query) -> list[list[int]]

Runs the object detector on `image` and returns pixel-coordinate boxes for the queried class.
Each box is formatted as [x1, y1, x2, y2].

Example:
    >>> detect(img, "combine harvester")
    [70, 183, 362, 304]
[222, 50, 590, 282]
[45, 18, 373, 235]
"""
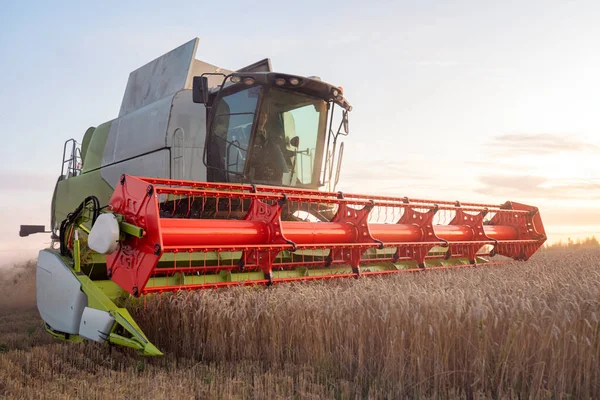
[21, 38, 546, 355]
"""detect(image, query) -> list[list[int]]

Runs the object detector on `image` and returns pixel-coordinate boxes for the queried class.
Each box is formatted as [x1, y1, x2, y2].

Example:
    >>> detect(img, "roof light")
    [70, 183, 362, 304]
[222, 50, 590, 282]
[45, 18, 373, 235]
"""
[243, 77, 255, 85]
[289, 78, 300, 85]
[275, 78, 286, 86]
[335, 95, 343, 101]
[332, 88, 339, 97]
[230, 76, 241, 83]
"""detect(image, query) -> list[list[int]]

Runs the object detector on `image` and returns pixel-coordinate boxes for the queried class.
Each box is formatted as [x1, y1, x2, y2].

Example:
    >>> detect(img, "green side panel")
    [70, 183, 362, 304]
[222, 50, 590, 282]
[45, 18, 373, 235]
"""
[53, 168, 114, 226]
[53, 120, 114, 226]
[89, 279, 127, 305]
[74, 272, 162, 356]
[50, 176, 63, 231]
[80, 126, 96, 164]
[44, 326, 85, 343]
[142, 256, 488, 289]
[82, 120, 112, 173]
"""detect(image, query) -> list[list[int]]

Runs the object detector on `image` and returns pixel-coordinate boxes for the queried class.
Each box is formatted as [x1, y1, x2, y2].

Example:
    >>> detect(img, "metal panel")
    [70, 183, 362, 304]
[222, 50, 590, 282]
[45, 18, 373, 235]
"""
[103, 95, 172, 166]
[79, 308, 115, 342]
[119, 38, 199, 117]
[166, 90, 207, 181]
[101, 149, 170, 189]
[36, 250, 88, 334]
[237, 58, 272, 73]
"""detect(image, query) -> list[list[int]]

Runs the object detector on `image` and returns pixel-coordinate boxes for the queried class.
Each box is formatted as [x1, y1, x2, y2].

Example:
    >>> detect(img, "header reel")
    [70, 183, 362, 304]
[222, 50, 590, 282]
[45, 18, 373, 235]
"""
[102, 175, 546, 295]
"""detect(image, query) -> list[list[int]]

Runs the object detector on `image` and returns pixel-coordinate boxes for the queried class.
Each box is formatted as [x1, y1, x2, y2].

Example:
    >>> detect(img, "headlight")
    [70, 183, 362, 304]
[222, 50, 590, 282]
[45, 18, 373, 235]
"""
[289, 78, 300, 85]
[243, 77, 255, 85]
[275, 78, 286, 86]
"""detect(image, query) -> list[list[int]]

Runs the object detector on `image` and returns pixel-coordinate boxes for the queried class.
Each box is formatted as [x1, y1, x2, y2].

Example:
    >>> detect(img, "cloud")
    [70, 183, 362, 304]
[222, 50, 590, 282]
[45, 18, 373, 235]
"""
[341, 162, 433, 183]
[471, 133, 600, 203]
[479, 175, 547, 191]
[489, 133, 599, 155]
[476, 174, 600, 200]
[541, 208, 600, 228]
[475, 173, 600, 240]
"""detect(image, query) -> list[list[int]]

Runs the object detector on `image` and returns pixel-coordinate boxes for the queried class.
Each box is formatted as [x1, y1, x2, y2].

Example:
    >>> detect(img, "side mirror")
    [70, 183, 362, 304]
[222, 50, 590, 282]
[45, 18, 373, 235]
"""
[342, 111, 349, 134]
[334, 142, 344, 190]
[19, 225, 46, 237]
[290, 136, 300, 148]
[192, 76, 209, 104]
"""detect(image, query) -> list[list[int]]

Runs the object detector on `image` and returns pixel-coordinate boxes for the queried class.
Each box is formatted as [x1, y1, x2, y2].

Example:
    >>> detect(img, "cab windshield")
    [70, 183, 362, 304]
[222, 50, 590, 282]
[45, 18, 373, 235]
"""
[207, 85, 328, 188]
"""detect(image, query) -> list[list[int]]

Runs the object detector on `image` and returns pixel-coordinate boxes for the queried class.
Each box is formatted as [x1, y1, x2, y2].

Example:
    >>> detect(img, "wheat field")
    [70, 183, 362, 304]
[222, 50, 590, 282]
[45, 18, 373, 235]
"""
[1, 249, 599, 399]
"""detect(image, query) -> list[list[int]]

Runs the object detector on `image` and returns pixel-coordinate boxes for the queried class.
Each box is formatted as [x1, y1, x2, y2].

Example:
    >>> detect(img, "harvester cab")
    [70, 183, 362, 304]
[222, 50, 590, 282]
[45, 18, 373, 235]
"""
[21, 38, 547, 356]
[196, 69, 350, 191]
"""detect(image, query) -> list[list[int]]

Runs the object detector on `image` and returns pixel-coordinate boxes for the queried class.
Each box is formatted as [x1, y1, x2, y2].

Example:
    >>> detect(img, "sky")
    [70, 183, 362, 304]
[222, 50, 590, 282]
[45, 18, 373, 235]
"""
[1, 0, 599, 263]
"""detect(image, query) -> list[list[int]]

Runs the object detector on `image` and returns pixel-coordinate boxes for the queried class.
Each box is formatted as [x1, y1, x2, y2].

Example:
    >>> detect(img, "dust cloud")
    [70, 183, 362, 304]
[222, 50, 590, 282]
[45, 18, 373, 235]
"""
[0, 259, 37, 310]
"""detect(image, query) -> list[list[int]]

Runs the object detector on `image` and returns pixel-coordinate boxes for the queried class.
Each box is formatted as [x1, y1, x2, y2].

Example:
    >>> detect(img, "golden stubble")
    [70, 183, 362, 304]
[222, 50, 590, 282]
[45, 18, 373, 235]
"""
[1, 249, 599, 398]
